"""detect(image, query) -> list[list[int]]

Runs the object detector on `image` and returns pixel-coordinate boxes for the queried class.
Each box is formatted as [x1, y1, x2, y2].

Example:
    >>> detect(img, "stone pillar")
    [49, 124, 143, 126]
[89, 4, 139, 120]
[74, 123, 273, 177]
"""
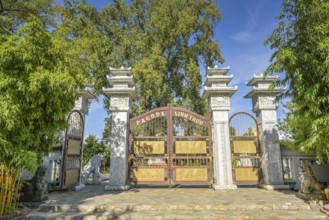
[202, 66, 237, 190]
[72, 86, 95, 190]
[103, 67, 136, 190]
[245, 74, 289, 190]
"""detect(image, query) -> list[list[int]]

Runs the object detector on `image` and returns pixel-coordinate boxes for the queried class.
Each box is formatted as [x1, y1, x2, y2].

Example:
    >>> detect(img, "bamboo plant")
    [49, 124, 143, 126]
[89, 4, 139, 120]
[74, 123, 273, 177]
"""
[0, 164, 23, 216]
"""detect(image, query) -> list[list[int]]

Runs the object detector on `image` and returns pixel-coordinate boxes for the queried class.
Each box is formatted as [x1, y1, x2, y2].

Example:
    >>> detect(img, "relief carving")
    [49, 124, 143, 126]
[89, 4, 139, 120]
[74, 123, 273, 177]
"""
[211, 95, 229, 107]
[110, 96, 130, 111]
[212, 83, 226, 87]
[259, 96, 276, 106]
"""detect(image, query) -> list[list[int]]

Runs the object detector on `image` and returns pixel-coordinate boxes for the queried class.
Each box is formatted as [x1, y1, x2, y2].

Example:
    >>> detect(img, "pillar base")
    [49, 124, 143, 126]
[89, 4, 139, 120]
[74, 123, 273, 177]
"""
[213, 184, 237, 190]
[73, 183, 85, 191]
[104, 184, 130, 191]
[260, 184, 290, 190]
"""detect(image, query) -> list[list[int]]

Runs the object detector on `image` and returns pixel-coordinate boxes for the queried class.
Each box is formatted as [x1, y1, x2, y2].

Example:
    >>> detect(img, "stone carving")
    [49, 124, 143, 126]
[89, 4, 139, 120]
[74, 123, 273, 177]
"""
[257, 82, 272, 88]
[211, 95, 229, 107]
[299, 160, 323, 194]
[259, 96, 276, 106]
[113, 83, 129, 88]
[82, 154, 101, 184]
[20, 166, 48, 202]
[110, 96, 130, 111]
[212, 83, 226, 87]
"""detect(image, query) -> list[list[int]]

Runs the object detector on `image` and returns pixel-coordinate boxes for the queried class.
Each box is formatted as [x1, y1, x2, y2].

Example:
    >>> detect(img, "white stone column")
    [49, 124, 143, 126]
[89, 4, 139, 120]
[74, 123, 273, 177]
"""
[202, 66, 237, 190]
[103, 67, 136, 190]
[245, 74, 289, 190]
[72, 87, 95, 190]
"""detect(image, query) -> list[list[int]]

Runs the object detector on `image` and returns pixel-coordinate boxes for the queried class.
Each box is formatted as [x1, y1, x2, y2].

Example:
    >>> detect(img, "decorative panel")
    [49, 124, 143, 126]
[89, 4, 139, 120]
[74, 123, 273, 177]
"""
[134, 141, 165, 154]
[175, 141, 207, 154]
[233, 141, 257, 154]
[235, 167, 258, 181]
[64, 169, 79, 186]
[67, 139, 81, 155]
[133, 168, 165, 182]
[176, 168, 208, 181]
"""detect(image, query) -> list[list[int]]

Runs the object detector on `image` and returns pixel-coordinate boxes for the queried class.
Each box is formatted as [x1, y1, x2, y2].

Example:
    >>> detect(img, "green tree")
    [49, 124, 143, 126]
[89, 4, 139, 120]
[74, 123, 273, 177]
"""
[0, 0, 88, 214]
[102, 116, 112, 146]
[53, 0, 111, 93]
[0, 15, 82, 167]
[98, 0, 223, 114]
[265, 0, 329, 160]
[57, 0, 223, 114]
[83, 135, 109, 169]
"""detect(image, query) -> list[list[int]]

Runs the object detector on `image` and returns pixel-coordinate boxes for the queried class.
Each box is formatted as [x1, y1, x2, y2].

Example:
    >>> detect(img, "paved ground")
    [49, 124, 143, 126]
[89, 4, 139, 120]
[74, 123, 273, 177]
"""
[27, 183, 327, 219]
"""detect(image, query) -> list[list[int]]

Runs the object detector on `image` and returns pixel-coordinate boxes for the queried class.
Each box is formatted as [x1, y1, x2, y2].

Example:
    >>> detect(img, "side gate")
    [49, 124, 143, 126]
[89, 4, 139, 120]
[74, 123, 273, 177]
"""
[129, 104, 213, 185]
[61, 110, 84, 189]
[229, 112, 261, 185]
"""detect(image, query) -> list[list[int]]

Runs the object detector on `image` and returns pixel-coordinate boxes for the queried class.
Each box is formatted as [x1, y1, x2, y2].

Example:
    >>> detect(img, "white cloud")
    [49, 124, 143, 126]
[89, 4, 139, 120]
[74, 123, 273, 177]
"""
[231, 32, 252, 42]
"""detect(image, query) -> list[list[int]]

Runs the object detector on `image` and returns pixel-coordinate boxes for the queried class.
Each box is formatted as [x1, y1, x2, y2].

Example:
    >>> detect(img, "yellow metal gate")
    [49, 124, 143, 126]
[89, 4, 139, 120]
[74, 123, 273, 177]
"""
[129, 104, 213, 185]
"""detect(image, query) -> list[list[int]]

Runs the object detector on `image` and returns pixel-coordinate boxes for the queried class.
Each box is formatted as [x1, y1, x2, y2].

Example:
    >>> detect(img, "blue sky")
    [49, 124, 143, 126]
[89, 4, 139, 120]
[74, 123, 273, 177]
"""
[84, 0, 285, 139]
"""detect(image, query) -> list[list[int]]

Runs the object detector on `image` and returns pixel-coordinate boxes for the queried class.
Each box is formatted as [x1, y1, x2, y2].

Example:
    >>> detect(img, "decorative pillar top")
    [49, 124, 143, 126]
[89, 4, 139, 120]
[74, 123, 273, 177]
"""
[244, 74, 285, 112]
[202, 66, 238, 111]
[103, 66, 136, 99]
[74, 84, 96, 115]
[202, 66, 238, 98]
[103, 66, 137, 112]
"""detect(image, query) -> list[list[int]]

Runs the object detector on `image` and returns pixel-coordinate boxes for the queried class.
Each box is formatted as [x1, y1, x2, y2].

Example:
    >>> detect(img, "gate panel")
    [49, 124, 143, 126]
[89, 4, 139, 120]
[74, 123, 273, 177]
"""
[229, 112, 261, 185]
[130, 107, 169, 184]
[171, 106, 212, 185]
[129, 105, 212, 185]
[61, 110, 84, 189]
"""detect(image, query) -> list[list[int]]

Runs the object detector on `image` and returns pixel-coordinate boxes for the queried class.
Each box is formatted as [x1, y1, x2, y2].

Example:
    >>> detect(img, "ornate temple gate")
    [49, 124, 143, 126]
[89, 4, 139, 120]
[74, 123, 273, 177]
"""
[229, 112, 261, 185]
[129, 105, 213, 185]
[61, 110, 84, 189]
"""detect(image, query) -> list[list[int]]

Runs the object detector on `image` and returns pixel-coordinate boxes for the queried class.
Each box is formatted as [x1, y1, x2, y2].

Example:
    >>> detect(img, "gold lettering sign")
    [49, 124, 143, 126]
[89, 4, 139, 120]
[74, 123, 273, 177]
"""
[134, 141, 165, 154]
[136, 111, 166, 126]
[233, 141, 257, 154]
[176, 168, 208, 181]
[175, 141, 207, 154]
[174, 111, 204, 126]
[235, 167, 258, 181]
[133, 168, 165, 182]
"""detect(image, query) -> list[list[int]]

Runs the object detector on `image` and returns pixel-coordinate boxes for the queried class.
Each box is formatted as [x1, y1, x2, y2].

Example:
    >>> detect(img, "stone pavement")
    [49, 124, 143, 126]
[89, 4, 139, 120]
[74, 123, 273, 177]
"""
[27, 183, 327, 220]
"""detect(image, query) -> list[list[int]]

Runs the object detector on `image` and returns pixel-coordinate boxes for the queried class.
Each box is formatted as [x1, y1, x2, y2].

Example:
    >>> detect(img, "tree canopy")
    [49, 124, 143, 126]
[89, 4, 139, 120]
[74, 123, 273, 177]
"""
[116, 0, 223, 114]
[265, 0, 329, 160]
[58, 0, 223, 114]
[0, 0, 87, 171]
[0, 0, 224, 169]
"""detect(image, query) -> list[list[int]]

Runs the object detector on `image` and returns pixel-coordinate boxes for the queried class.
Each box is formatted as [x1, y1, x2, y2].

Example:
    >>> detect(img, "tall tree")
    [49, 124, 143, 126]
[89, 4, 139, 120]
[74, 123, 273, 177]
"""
[99, 0, 223, 114]
[53, 0, 111, 92]
[265, 0, 329, 160]
[0, 0, 90, 214]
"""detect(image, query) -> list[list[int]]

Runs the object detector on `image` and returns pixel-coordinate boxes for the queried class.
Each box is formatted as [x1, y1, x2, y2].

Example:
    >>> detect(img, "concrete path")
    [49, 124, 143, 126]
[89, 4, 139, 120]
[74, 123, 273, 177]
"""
[27, 183, 327, 219]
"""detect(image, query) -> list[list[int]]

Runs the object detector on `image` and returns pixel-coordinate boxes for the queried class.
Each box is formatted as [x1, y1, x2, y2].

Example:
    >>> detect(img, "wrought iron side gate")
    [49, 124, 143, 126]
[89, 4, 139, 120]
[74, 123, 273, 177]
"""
[229, 112, 261, 185]
[61, 110, 84, 189]
[129, 104, 213, 185]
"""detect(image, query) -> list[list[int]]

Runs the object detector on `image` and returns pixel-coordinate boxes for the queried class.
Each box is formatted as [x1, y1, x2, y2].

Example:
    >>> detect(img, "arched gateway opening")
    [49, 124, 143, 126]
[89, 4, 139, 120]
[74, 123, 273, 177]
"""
[61, 110, 85, 189]
[129, 104, 213, 185]
[229, 112, 261, 186]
